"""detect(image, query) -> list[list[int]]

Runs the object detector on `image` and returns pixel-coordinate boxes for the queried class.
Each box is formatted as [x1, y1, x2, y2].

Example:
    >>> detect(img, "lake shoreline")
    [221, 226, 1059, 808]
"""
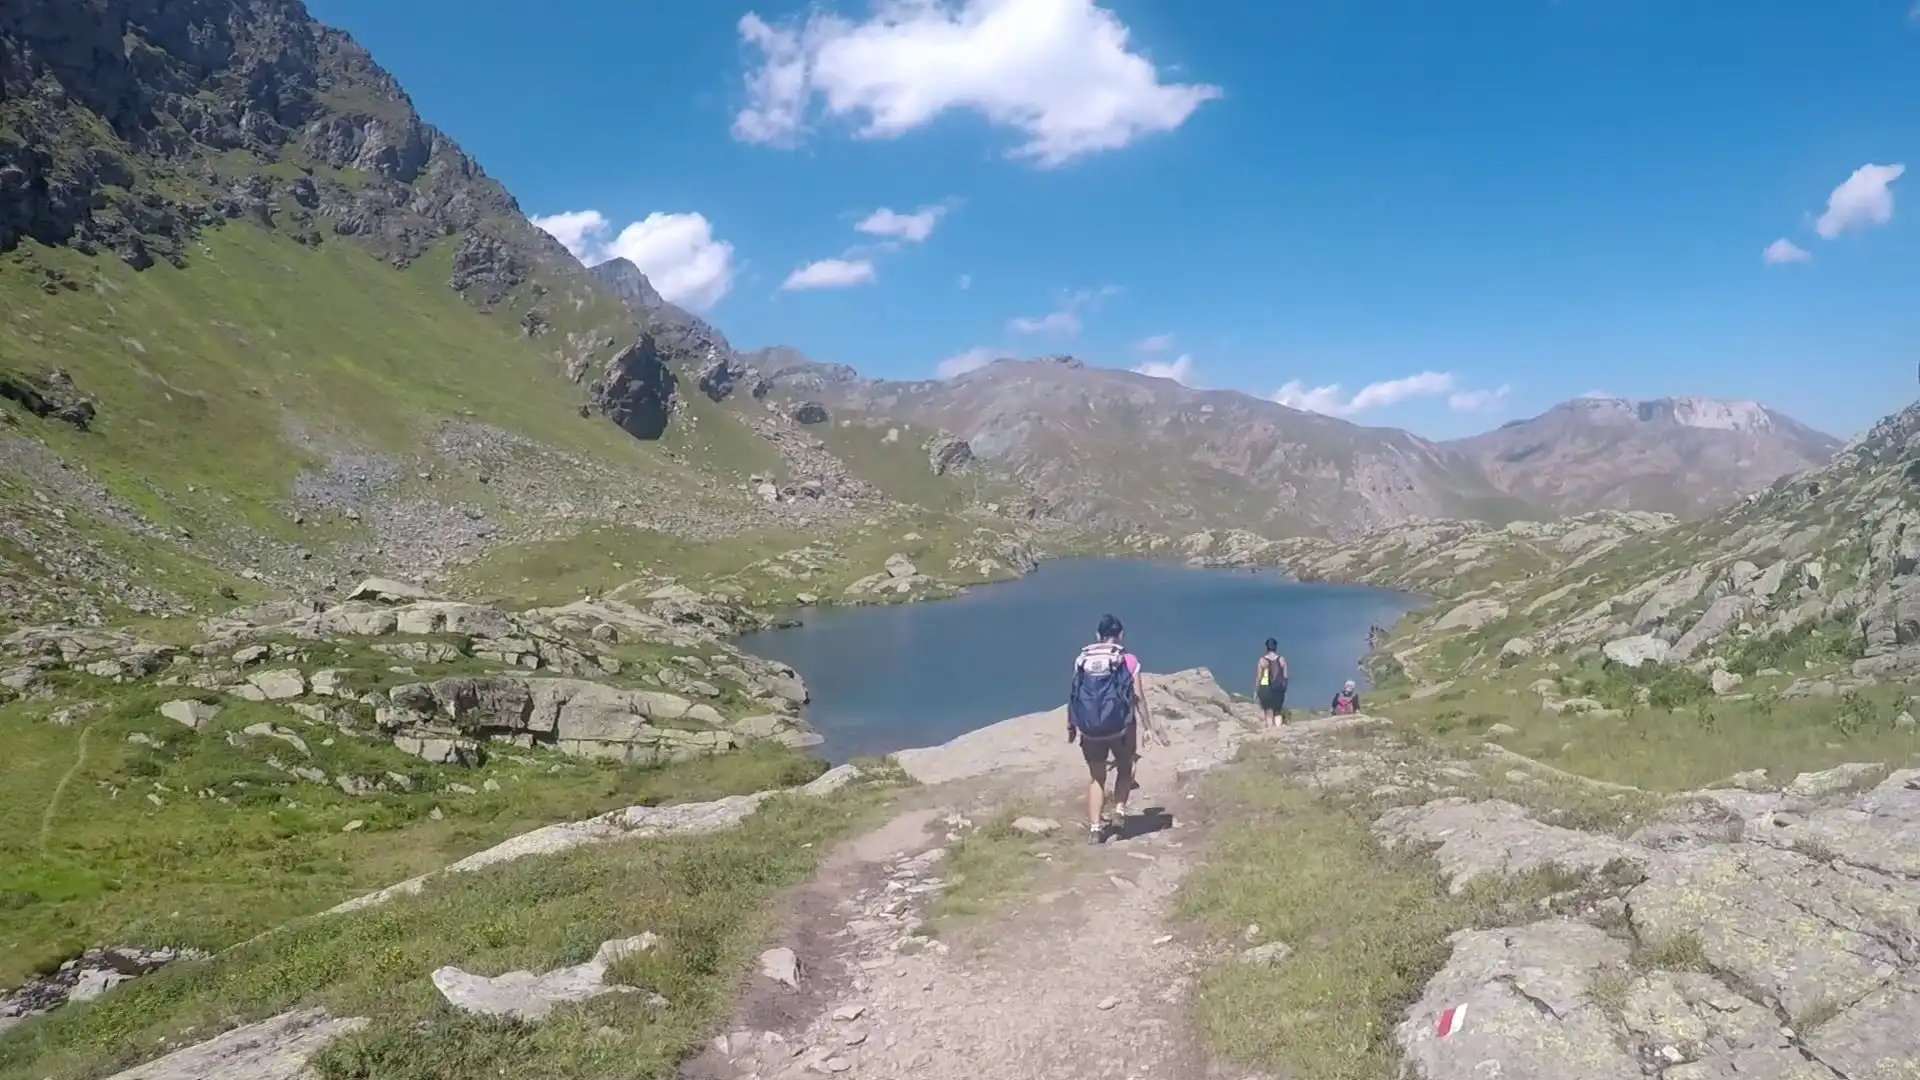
[737, 557, 1424, 764]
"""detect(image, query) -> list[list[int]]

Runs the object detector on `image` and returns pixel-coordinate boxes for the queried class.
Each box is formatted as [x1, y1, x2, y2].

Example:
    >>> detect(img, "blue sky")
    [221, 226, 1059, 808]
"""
[304, 0, 1920, 439]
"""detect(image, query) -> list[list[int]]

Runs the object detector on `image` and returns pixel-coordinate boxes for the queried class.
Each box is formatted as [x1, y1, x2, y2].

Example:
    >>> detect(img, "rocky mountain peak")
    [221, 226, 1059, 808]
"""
[2, 0, 641, 396]
[1450, 393, 1841, 517]
[1563, 395, 1781, 434]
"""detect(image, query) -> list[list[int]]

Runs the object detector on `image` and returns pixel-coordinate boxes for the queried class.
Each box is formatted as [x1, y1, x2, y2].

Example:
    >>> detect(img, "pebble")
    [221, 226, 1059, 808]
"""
[1097, 996, 1120, 1011]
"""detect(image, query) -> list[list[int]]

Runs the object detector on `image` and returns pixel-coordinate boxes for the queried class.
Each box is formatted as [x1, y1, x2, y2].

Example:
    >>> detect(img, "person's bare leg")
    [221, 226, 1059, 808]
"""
[1109, 727, 1137, 825]
[1086, 754, 1108, 840]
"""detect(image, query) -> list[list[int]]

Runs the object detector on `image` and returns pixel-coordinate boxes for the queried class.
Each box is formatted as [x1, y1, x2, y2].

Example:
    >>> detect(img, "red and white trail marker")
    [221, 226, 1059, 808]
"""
[1436, 1004, 1469, 1039]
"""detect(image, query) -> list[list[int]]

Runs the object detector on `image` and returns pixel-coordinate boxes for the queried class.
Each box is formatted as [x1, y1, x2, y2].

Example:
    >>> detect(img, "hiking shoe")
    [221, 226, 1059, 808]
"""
[1087, 823, 1106, 845]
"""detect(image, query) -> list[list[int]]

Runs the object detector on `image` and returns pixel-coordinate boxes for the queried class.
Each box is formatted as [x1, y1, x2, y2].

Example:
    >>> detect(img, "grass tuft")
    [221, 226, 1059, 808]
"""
[1178, 758, 1618, 1080]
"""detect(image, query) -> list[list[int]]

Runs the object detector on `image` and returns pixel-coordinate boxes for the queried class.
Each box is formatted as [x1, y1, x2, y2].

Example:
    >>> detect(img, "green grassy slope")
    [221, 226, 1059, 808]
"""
[1, 226, 681, 532]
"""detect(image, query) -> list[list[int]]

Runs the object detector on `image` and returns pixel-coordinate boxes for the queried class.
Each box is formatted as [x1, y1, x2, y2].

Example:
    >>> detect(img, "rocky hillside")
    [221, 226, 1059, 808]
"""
[1443, 394, 1842, 517]
[765, 355, 1535, 537]
[0, 0, 1061, 630]
[1229, 396, 1916, 715]
[764, 356, 1837, 537]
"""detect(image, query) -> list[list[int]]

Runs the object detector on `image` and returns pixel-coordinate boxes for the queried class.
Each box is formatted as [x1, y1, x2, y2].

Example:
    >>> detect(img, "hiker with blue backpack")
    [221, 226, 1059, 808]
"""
[1068, 614, 1166, 844]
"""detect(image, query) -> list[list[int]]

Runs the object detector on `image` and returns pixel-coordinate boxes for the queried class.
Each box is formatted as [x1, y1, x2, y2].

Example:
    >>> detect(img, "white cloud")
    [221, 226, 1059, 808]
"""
[1271, 371, 1460, 418]
[1134, 333, 1176, 353]
[531, 209, 736, 310]
[1008, 285, 1118, 337]
[1578, 390, 1617, 400]
[1447, 384, 1511, 413]
[937, 346, 998, 378]
[1814, 163, 1905, 240]
[1131, 353, 1195, 386]
[958, 273, 972, 290]
[781, 258, 877, 291]
[1762, 238, 1812, 265]
[856, 204, 951, 243]
[530, 210, 610, 258]
[1009, 310, 1081, 336]
[732, 0, 1222, 168]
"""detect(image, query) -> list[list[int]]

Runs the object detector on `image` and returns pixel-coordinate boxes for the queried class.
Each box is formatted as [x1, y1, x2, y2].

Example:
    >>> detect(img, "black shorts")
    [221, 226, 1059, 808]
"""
[1258, 684, 1287, 712]
[1080, 725, 1138, 772]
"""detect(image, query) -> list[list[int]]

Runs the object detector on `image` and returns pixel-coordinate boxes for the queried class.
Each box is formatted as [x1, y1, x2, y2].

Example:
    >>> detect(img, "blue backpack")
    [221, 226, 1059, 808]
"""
[1069, 641, 1136, 740]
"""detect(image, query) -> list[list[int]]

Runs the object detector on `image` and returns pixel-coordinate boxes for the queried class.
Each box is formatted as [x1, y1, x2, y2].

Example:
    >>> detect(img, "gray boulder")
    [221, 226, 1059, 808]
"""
[1433, 598, 1506, 632]
[344, 577, 436, 604]
[1667, 595, 1749, 661]
[923, 431, 973, 475]
[430, 935, 665, 1022]
[1603, 634, 1669, 668]
[159, 699, 221, 730]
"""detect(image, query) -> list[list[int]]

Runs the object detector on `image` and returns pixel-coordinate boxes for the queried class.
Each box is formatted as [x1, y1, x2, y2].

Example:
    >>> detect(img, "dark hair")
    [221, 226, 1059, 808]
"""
[1264, 637, 1278, 653]
[1097, 614, 1124, 640]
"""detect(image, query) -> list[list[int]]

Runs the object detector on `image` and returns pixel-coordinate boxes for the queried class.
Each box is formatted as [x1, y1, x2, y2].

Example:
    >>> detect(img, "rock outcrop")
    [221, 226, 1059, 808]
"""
[6, 580, 817, 771]
[94, 1008, 367, 1080]
[923, 431, 973, 476]
[0, 946, 209, 1035]
[0, 369, 97, 430]
[381, 675, 741, 764]
[591, 334, 679, 440]
[1385, 762, 1920, 1080]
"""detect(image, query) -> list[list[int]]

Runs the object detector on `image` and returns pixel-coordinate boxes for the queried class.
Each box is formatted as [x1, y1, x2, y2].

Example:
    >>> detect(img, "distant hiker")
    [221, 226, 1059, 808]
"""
[1068, 614, 1162, 844]
[1331, 679, 1361, 715]
[1254, 638, 1289, 726]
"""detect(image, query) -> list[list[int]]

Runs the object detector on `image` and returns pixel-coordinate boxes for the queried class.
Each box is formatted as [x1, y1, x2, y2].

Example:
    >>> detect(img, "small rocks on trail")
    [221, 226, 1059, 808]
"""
[1010, 816, 1060, 836]
[759, 946, 800, 989]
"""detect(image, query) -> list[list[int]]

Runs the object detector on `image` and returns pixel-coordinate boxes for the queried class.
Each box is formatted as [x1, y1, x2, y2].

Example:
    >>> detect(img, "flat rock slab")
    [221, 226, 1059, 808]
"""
[103, 1008, 366, 1079]
[1398, 920, 1831, 1080]
[328, 774, 866, 915]
[1803, 974, 1920, 1080]
[431, 934, 664, 1023]
[1373, 798, 1644, 892]
[1765, 767, 1920, 879]
[1629, 841, 1920, 1022]
[1397, 920, 1639, 1080]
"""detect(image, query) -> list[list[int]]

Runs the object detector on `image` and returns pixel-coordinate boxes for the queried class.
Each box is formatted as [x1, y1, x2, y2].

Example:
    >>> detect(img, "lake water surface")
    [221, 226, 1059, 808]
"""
[737, 558, 1421, 763]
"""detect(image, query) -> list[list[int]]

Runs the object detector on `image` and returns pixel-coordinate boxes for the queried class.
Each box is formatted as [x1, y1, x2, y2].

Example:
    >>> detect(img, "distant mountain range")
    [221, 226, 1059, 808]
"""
[0, 0, 1841, 554]
[754, 353, 1840, 535]
[1449, 395, 1843, 517]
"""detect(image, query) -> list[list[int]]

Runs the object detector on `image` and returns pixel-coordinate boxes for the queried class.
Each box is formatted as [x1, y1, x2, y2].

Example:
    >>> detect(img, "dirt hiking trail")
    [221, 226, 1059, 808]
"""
[684, 669, 1269, 1080]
